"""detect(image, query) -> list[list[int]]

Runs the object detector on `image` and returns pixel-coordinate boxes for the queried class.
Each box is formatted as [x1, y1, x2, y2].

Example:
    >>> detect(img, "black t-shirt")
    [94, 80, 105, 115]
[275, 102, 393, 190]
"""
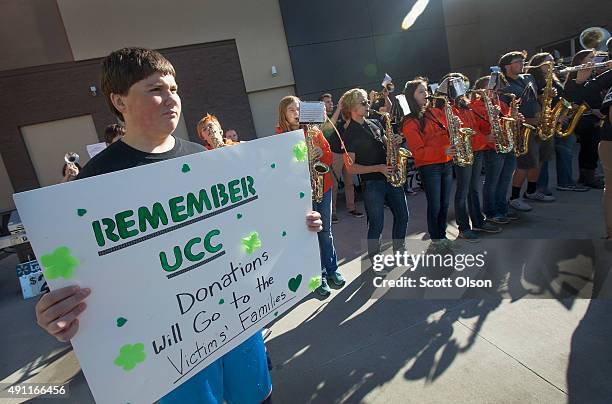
[325, 114, 345, 154]
[77, 136, 205, 179]
[343, 119, 387, 181]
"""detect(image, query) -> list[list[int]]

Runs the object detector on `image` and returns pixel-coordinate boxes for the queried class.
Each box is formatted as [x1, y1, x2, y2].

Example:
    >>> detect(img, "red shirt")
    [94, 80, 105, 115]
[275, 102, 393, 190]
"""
[470, 98, 511, 150]
[275, 126, 333, 193]
[402, 108, 452, 167]
[455, 103, 488, 152]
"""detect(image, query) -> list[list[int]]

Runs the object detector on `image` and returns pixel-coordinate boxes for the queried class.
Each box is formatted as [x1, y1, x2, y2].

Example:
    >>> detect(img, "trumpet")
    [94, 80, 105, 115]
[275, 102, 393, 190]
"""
[64, 152, 80, 165]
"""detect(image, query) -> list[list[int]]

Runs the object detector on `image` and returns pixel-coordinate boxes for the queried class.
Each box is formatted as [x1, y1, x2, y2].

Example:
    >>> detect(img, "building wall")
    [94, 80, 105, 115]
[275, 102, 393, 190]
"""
[280, 0, 452, 101]
[443, 0, 612, 82]
[56, 0, 295, 137]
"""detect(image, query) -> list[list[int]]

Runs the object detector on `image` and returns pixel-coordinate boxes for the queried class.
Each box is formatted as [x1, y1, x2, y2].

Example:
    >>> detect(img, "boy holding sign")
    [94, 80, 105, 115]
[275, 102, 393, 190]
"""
[34, 47, 323, 403]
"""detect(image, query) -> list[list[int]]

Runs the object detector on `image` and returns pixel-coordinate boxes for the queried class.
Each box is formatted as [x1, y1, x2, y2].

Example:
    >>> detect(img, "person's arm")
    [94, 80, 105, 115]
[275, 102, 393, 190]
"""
[584, 67, 612, 109]
[342, 151, 390, 176]
[36, 286, 91, 342]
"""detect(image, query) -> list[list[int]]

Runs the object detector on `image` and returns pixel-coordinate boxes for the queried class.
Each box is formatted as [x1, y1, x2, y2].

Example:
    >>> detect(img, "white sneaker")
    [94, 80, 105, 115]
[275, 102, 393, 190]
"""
[509, 198, 533, 211]
[524, 191, 556, 202]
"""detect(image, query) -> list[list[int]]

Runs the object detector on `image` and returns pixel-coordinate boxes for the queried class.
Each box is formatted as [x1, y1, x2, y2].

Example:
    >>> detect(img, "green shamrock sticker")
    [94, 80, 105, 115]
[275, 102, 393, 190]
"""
[293, 142, 308, 162]
[114, 343, 146, 371]
[299, 192, 305, 199]
[271, 163, 276, 169]
[308, 276, 321, 292]
[116, 317, 127, 327]
[40, 247, 79, 280]
[241, 232, 262, 254]
[77, 208, 87, 217]
[181, 164, 191, 173]
[288, 274, 303, 292]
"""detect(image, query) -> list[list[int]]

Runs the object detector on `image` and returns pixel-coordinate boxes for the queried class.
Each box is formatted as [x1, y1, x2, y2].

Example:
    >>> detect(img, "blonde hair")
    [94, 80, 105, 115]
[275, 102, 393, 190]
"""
[277, 95, 300, 133]
[339, 88, 368, 121]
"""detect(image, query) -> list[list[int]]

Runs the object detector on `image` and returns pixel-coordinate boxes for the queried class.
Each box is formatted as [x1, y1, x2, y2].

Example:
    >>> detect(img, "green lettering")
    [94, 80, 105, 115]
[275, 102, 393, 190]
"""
[216, 184, 229, 206]
[160, 246, 183, 272]
[101, 218, 120, 243]
[115, 210, 138, 239]
[169, 196, 188, 223]
[211, 185, 220, 208]
[92, 220, 106, 247]
[138, 203, 169, 232]
[204, 229, 222, 253]
[185, 237, 205, 262]
[186, 190, 212, 217]
[228, 179, 242, 203]
[246, 176, 256, 196]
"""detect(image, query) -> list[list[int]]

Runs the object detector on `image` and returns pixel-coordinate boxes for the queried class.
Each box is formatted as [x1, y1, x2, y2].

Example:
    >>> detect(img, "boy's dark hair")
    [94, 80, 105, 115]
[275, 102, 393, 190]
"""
[319, 93, 332, 101]
[104, 123, 126, 144]
[498, 50, 527, 72]
[101, 47, 176, 121]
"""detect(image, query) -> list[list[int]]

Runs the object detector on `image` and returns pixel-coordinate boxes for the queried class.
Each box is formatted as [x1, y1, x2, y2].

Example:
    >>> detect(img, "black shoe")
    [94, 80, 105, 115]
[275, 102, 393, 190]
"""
[348, 209, 364, 218]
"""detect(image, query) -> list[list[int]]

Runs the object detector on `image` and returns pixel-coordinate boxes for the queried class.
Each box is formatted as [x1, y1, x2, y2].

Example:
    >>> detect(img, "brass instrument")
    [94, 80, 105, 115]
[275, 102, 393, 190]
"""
[430, 95, 475, 166]
[370, 109, 410, 187]
[559, 61, 610, 74]
[64, 152, 79, 165]
[535, 61, 563, 141]
[475, 89, 515, 153]
[555, 99, 589, 138]
[507, 94, 536, 157]
[207, 121, 226, 149]
[305, 124, 329, 203]
[580, 27, 611, 51]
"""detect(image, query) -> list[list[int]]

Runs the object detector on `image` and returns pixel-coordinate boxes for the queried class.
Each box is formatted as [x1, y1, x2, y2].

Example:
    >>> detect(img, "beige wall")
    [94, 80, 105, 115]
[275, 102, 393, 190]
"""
[21, 115, 99, 187]
[248, 86, 296, 137]
[0, 0, 73, 71]
[56, 0, 294, 93]
[0, 153, 15, 212]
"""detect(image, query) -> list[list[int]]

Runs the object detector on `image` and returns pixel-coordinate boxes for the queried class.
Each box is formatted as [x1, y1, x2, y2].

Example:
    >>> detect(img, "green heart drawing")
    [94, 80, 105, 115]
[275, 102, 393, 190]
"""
[116, 317, 127, 327]
[281, 231, 287, 237]
[77, 208, 87, 217]
[181, 164, 191, 173]
[299, 192, 305, 199]
[271, 163, 276, 169]
[219, 298, 225, 305]
[237, 213, 243, 219]
[288, 274, 303, 292]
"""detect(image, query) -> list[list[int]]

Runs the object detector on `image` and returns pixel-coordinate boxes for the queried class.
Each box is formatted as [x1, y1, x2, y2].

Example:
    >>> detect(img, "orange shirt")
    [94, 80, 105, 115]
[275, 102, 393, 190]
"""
[402, 108, 452, 167]
[470, 98, 511, 150]
[455, 103, 488, 152]
[275, 126, 333, 194]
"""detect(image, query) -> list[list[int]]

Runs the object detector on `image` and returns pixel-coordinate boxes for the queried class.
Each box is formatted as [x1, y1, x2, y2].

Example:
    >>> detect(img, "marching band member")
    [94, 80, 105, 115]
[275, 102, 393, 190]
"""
[276, 96, 345, 297]
[339, 88, 409, 260]
[600, 87, 612, 239]
[441, 73, 502, 240]
[471, 75, 518, 225]
[196, 113, 239, 149]
[401, 78, 453, 245]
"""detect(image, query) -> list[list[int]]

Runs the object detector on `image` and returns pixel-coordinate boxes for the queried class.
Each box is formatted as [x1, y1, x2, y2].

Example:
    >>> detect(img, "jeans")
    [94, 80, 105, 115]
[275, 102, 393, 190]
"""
[554, 134, 577, 186]
[312, 189, 338, 275]
[537, 161, 550, 191]
[454, 151, 485, 231]
[362, 180, 409, 257]
[483, 150, 516, 218]
[418, 162, 453, 239]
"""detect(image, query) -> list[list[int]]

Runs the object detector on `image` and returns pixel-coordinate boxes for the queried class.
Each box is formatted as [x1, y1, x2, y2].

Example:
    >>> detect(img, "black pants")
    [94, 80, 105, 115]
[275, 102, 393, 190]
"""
[577, 116, 601, 170]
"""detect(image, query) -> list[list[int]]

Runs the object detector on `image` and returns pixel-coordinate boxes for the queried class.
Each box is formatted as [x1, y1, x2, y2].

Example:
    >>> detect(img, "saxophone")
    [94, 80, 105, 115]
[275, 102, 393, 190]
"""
[432, 96, 474, 166]
[555, 99, 589, 138]
[371, 110, 411, 187]
[536, 62, 563, 141]
[508, 94, 536, 157]
[476, 89, 514, 154]
[305, 125, 329, 203]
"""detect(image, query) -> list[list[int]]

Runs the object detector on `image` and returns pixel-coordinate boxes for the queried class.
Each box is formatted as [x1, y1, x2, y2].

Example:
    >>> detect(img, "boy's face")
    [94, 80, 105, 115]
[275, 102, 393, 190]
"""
[114, 72, 181, 137]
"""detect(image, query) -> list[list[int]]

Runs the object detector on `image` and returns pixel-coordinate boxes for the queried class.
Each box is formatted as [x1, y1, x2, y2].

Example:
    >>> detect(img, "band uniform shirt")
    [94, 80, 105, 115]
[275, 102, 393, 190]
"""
[77, 136, 205, 179]
[500, 74, 541, 119]
[343, 118, 387, 182]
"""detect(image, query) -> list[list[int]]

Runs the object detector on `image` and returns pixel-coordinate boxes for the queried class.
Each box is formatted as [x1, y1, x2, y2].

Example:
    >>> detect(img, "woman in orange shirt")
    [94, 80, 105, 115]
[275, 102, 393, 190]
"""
[276, 96, 344, 298]
[402, 77, 454, 243]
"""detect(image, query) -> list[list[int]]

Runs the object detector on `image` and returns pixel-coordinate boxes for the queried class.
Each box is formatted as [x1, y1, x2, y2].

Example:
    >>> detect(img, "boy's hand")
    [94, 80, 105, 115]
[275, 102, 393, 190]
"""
[306, 211, 323, 232]
[36, 286, 91, 342]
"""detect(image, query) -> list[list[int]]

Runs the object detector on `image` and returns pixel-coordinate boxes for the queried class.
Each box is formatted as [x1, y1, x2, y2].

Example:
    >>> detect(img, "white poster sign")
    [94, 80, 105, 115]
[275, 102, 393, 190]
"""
[14, 131, 320, 404]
